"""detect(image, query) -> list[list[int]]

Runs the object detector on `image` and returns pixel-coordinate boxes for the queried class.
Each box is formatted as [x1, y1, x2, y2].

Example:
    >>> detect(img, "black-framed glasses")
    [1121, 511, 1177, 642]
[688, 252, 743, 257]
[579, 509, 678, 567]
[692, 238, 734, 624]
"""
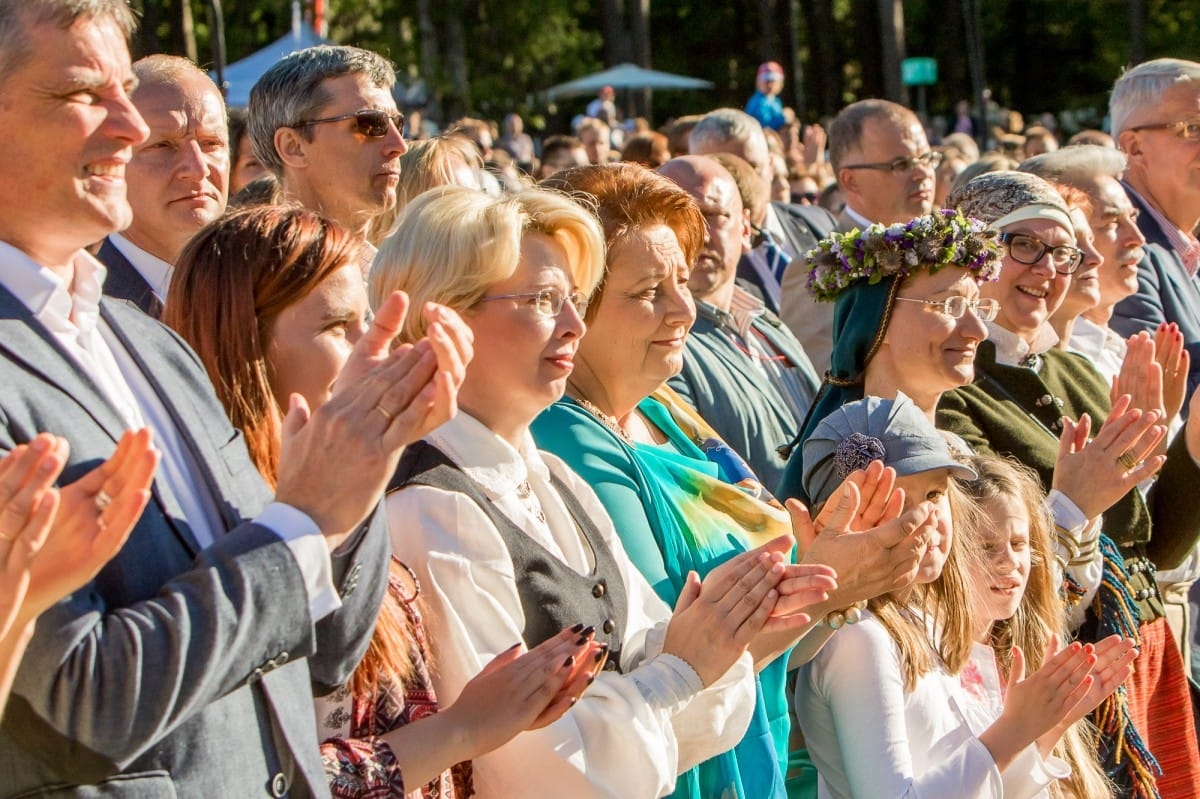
[894, 295, 1000, 321]
[1127, 120, 1200, 142]
[292, 109, 405, 138]
[998, 231, 1085, 274]
[841, 150, 943, 173]
[476, 288, 588, 318]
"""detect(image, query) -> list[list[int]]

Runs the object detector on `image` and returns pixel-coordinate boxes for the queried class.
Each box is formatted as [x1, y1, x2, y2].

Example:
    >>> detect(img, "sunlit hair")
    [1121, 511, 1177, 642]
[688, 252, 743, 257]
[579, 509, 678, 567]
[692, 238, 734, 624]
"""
[957, 454, 1113, 799]
[371, 185, 605, 343]
[247, 45, 396, 176]
[366, 134, 486, 246]
[864, 478, 983, 692]
[828, 99, 920, 172]
[0, 0, 136, 85]
[166, 205, 422, 696]
[1110, 58, 1200, 136]
[540, 163, 704, 323]
[621, 131, 670, 169]
[1021, 144, 1127, 189]
[706, 152, 769, 227]
[165, 204, 361, 487]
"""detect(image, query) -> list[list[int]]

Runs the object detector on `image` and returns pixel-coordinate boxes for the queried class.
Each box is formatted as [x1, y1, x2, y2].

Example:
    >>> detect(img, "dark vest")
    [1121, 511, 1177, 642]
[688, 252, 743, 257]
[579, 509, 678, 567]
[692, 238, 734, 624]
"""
[390, 441, 628, 672]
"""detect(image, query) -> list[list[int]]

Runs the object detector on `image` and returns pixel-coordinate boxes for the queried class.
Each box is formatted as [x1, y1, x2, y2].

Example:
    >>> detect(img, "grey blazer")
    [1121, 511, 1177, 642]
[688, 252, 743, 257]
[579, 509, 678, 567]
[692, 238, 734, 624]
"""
[0, 288, 387, 798]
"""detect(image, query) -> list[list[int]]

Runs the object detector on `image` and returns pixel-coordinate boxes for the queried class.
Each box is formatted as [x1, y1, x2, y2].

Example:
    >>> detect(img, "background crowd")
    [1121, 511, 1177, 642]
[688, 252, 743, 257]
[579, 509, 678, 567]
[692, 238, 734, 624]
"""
[2, 2, 1200, 799]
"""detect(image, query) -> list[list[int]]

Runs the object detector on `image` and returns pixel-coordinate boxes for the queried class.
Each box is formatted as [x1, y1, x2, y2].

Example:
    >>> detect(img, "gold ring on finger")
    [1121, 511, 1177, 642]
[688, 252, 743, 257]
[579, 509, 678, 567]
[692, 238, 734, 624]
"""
[1117, 452, 1138, 471]
[0, 530, 13, 542]
[374, 405, 394, 422]
[95, 489, 113, 512]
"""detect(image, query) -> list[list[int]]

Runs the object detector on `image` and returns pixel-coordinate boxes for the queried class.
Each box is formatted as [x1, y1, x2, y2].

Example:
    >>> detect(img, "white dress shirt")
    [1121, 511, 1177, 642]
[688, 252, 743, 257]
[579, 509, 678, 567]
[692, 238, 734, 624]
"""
[0, 242, 339, 620]
[387, 411, 756, 799]
[795, 611, 1066, 799]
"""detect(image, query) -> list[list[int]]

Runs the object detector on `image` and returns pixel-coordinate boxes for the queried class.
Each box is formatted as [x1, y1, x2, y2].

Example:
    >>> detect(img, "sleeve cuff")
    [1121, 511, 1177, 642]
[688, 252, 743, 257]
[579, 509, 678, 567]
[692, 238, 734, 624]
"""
[1046, 489, 1088, 532]
[255, 502, 341, 621]
[629, 652, 705, 711]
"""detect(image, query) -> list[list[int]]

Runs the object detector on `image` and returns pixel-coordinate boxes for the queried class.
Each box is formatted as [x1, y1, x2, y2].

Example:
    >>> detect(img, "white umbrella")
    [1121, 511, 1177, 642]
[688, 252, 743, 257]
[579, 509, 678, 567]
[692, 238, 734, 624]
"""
[545, 63, 714, 99]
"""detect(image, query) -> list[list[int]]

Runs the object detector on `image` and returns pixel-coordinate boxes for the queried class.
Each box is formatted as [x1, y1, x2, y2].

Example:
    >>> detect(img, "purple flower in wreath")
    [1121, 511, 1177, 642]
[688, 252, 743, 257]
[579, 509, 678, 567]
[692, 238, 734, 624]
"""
[833, 432, 887, 478]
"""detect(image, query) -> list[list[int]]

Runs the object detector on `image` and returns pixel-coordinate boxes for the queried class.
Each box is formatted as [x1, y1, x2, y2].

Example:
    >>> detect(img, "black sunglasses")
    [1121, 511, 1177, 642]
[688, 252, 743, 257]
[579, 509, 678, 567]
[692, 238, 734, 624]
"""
[293, 109, 405, 138]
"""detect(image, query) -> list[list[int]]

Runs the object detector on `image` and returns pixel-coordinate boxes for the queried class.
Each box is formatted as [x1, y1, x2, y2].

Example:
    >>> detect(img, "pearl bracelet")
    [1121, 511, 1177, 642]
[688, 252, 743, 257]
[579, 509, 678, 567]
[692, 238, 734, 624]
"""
[823, 600, 868, 630]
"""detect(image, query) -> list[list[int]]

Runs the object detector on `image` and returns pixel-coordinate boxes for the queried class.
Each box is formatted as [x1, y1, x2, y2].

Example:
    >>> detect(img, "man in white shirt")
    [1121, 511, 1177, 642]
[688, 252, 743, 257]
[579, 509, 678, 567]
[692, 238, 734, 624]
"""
[98, 54, 229, 317]
[247, 45, 408, 249]
[0, 2, 470, 795]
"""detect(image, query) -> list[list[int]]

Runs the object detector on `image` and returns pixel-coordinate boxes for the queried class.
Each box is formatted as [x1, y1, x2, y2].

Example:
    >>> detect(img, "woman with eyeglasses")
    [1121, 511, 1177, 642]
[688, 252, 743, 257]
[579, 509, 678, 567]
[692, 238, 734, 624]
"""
[166, 204, 607, 799]
[772, 197, 1153, 796]
[372, 185, 837, 799]
[940, 171, 1200, 798]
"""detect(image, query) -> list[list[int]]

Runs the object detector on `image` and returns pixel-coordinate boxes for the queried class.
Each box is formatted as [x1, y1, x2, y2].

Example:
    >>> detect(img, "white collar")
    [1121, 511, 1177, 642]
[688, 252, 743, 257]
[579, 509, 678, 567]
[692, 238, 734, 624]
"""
[109, 233, 174, 303]
[841, 204, 875, 230]
[426, 411, 550, 497]
[0, 241, 106, 335]
[985, 321, 1059, 366]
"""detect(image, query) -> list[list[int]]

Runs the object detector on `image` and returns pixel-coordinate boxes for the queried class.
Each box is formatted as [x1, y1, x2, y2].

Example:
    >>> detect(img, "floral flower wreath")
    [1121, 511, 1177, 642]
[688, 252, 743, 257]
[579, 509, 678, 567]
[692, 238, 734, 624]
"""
[805, 209, 1001, 302]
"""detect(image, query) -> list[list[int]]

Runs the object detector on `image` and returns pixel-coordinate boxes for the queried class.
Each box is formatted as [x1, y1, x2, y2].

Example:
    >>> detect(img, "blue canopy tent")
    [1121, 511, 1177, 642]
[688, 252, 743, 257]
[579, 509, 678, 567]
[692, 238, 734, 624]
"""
[215, 23, 326, 107]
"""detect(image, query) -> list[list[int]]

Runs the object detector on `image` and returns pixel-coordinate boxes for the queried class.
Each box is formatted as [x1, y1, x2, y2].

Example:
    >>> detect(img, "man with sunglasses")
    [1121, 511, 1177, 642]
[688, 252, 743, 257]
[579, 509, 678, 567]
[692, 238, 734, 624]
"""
[779, 99, 938, 374]
[248, 45, 407, 252]
[1109, 58, 1200, 406]
[96, 55, 229, 318]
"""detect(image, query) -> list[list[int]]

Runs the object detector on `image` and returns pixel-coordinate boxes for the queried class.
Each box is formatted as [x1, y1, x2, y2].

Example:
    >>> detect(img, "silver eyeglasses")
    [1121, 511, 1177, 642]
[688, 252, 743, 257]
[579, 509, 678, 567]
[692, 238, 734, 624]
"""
[476, 288, 588, 318]
[1128, 119, 1200, 142]
[840, 151, 944, 173]
[893, 295, 1000, 321]
[998, 232, 1085, 275]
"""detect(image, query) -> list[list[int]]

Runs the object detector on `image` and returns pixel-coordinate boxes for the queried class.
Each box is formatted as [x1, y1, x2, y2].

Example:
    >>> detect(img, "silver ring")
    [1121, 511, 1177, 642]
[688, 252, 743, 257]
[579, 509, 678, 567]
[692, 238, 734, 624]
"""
[95, 489, 113, 512]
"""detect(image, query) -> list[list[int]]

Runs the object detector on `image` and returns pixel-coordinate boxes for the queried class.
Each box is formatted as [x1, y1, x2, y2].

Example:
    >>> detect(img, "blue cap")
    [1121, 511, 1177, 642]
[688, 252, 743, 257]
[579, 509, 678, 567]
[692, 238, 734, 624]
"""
[802, 392, 977, 507]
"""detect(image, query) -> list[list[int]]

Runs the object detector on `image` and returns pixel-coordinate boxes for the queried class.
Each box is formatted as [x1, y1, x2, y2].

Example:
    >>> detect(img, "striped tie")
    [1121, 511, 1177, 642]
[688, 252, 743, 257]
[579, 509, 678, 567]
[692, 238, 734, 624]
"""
[760, 229, 793, 284]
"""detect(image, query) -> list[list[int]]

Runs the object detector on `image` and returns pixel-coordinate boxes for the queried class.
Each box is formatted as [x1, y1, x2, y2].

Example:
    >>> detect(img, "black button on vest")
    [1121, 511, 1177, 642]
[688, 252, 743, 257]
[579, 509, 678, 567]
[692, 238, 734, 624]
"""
[391, 441, 629, 670]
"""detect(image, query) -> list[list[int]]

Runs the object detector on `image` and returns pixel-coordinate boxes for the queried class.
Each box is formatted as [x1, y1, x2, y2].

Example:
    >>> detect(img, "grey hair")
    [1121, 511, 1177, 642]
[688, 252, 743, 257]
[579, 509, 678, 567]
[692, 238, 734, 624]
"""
[1018, 145, 1127, 189]
[247, 45, 396, 175]
[689, 108, 764, 151]
[1110, 58, 1200, 136]
[0, 0, 136, 85]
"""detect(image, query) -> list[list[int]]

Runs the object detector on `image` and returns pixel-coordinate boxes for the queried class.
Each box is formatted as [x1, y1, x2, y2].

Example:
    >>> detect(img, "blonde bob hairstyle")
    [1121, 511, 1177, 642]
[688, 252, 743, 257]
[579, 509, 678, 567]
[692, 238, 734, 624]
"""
[370, 185, 605, 344]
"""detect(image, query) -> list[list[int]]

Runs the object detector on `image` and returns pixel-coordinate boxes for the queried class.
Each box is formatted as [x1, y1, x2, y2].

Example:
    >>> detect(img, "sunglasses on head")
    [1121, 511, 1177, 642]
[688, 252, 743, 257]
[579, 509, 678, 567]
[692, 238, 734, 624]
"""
[293, 109, 405, 138]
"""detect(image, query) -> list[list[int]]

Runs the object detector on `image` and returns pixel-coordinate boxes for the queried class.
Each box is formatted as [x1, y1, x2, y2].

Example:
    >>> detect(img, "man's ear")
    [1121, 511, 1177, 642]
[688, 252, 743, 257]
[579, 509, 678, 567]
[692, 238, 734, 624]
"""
[274, 127, 310, 169]
[740, 208, 754, 253]
[1117, 129, 1143, 161]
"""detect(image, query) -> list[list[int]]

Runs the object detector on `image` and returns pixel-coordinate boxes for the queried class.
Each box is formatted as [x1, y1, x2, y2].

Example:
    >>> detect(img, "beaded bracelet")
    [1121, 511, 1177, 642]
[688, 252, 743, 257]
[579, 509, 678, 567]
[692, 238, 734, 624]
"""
[822, 600, 868, 630]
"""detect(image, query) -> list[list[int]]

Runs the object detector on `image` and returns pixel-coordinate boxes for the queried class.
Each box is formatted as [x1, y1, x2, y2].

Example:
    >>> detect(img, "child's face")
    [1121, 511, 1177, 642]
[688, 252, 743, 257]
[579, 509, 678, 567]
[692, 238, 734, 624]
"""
[970, 494, 1032, 623]
[895, 468, 954, 584]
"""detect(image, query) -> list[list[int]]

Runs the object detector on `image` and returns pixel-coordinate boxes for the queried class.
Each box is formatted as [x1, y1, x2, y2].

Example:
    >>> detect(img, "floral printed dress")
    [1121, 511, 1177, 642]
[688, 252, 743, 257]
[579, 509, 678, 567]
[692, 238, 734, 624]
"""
[318, 562, 473, 799]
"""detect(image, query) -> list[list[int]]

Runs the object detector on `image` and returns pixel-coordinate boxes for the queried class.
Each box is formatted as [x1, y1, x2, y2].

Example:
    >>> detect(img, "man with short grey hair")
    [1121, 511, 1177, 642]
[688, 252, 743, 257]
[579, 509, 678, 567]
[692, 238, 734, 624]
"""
[1108, 58, 1200, 403]
[248, 45, 407, 243]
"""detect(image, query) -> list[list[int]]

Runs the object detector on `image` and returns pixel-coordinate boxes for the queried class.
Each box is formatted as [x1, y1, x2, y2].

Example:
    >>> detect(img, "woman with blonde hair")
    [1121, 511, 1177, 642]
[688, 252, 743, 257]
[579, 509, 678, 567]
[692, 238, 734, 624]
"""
[372, 184, 836, 798]
[168, 204, 598, 798]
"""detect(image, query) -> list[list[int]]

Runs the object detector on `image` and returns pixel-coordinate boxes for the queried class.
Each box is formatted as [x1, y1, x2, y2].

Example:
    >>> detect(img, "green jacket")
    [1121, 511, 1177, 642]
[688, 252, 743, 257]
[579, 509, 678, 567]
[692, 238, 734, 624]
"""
[937, 340, 1200, 620]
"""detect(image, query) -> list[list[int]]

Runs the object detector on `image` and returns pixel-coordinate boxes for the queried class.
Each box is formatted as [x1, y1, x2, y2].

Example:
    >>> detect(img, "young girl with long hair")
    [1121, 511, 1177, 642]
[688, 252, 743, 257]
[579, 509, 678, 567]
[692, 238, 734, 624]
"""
[793, 393, 1132, 799]
[958, 455, 1135, 799]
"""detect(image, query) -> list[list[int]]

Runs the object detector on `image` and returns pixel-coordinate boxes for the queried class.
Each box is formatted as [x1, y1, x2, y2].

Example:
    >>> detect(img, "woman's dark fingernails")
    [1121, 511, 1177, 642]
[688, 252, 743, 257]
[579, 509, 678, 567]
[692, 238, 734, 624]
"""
[570, 623, 585, 633]
[562, 655, 575, 669]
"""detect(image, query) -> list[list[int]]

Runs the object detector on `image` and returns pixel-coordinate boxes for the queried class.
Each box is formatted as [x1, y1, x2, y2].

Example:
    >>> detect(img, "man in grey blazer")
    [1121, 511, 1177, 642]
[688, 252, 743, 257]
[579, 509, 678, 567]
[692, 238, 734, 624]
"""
[0, 2, 470, 796]
[1108, 59, 1200, 406]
